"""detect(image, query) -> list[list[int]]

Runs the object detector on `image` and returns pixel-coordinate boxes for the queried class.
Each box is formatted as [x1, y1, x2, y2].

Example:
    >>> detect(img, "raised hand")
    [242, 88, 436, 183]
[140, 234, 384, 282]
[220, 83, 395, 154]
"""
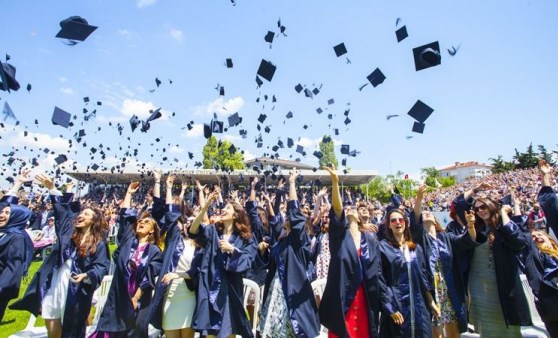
[127, 181, 140, 194]
[465, 210, 476, 228]
[35, 173, 55, 190]
[195, 180, 205, 192]
[153, 170, 162, 182]
[540, 159, 552, 174]
[323, 166, 338, 182]
[166, 174, 175, 187]
[289, 168, 298, 183]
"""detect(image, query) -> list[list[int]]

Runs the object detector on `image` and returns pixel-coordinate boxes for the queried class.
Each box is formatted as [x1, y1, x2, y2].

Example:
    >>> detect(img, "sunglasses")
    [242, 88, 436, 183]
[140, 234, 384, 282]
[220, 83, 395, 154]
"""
[390, 217, 405, 224]
[474, 205, 488, 212]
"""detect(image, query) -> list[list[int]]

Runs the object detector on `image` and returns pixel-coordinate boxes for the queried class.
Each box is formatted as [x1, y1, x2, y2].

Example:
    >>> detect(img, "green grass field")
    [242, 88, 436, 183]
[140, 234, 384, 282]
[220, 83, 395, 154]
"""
[0, 244, 116, 338]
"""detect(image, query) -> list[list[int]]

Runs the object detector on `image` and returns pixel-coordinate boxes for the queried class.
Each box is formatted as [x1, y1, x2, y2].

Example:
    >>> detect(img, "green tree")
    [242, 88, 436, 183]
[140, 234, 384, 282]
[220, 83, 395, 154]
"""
[420, 166, 440, 188]
[318, 135, 338, 169]
[538, 145, 556, 166]
[513, 143, 539, 169]
[202, 136, 245, 170]
[489, 155, 516, 174]
[361, 176, 391, 203]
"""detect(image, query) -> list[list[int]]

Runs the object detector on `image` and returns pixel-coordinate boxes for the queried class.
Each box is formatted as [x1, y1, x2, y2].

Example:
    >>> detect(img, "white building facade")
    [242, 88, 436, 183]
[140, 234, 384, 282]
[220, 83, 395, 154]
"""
[438, 161, 492, 183]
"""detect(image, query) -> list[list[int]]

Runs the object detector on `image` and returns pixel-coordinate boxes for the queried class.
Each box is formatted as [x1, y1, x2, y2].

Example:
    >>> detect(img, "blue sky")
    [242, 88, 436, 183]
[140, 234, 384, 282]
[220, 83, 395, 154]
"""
[1, 0, 557, 188]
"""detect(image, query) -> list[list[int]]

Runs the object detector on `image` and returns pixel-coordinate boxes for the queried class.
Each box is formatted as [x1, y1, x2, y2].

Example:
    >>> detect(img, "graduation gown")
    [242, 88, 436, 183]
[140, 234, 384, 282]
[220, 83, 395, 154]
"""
[11, 194, 110, 338]
[538, 185, 558, 235]
[188, 221, 257, 337]
[94, 208, 162, 337]
[148, 204, 201, 330]
[258, 200, 320, 338]
[379, 240, 432, 338]
[0, 198, 33, 320]
[319, 209, 384, 338]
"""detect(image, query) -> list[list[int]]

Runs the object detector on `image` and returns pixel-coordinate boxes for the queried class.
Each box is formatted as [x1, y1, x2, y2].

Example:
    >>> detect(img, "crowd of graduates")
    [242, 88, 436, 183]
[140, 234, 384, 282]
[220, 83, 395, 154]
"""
[1, 160, 558, 338]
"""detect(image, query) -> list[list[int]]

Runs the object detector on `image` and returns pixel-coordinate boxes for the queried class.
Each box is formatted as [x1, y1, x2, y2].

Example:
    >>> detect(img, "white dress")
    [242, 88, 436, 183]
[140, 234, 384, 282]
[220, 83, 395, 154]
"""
[41, 259, 72, 320]
[162, 239, 197, 330]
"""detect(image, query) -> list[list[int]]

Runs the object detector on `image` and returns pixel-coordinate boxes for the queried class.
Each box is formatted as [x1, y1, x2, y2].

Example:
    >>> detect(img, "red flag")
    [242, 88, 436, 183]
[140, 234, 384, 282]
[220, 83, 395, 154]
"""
[404, 174, 409, 180]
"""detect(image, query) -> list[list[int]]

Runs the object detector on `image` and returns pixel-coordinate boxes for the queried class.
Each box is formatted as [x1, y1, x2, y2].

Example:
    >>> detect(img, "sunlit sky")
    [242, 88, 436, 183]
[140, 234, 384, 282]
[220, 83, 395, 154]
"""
[1, 0, 557, 188]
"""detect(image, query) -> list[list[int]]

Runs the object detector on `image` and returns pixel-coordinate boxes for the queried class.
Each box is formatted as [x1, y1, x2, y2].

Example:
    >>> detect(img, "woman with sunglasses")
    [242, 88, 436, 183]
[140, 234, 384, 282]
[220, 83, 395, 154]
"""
[411, 185, 479, 338]
[465, 196, 531, 337]
[12, 173, 110, 338]
[378, 208, 437, 338]
[318, 167, 385, 337]
[90, 181, 163, 338]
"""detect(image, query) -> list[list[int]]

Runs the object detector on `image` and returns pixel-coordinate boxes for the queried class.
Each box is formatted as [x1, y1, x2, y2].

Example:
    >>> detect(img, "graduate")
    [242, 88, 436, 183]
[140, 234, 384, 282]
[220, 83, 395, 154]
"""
[257, 168, 320, 338]
[0, 168, 33, 322]
[148, 174, 200, 338]
[11, 174, 110, 338]
[90, 181, 163, 338]
[319, 166, 385, 338]
[188, 189, 257, 338]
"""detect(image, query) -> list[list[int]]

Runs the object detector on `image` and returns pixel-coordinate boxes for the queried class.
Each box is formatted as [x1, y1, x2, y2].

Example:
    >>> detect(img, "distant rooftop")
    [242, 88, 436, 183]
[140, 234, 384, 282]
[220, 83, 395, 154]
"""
[244, 157, 314, 170]
[438, 161, 492, 171]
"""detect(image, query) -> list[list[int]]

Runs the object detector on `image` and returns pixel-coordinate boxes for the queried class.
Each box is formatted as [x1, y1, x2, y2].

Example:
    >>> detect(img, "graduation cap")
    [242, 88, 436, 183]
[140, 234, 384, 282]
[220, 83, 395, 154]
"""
[367, 68, 386, 87]
[407, 100, 434, 123]
[54, 154, 68, 165]
[228, 112, 241, 127]
[296, 145, 304, 155]
[239, 129, 247, 138]
[333, 43, 347, 57]
[412, 122, 425, 134]
[316, 107, 323, 114]
[334, 128, 339, 136]
[0, 63, 21, 92]
[264, 31, 275, 44]
[344, 117, 351, 125]
[328, 98, 335, 105]
[341, 144, 350, 155]
[313, 151, 323, 159]
[203, 123, 212, 139]
[257, 114, 267, 124]
[83, 96, 90, 103]
[304, 88, 313, 98]
[322, 135, 332, 143]
[2, 102, 16, 121]
[55, 16, 98, 42]
[287, 138, 294, 148]
[294, 84, 303, 93]
[90, 163, 99, 171]
[285, 111, 293, 119]
[129, 115, 141, 132]
[396, 25, 408, 42]
[341, 158, 347, 166]
[26, 83, 32, 92]
[140, 108, 162, 132]
[257, 59, 276, 82]
[225, 58, 233, 68]
[413, 41, 441, 71]
[211, 120, 224, 133]
[51, 106, 71, 128]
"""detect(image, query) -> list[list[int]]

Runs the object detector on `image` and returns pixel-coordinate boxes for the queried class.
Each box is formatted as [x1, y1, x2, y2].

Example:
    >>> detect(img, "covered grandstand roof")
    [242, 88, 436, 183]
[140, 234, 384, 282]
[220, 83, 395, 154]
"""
[67, 169, 378, 186]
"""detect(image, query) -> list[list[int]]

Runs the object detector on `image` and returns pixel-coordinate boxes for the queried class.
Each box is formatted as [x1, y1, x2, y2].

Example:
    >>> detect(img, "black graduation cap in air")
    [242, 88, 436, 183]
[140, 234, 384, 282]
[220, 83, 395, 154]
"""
[0, 63, 20, 92]
[203, 123, 212, 139]
[225, 58, 233, 68]
[83, 96, 90, 103]
[333, 43, 347, 57]
[257, 114, 267, 124]
[228, 112, 241, 127]
[90, 163, 99, 171]
[294, 84, 303, 93]
[54, 154, 68, 165]
[55, 16, 98, 42]
[413, 41, 441, 71]
[257, 59, 276, 82]
[407, 100, 434, 123]
[264, 31, 275, 44]
[287, 138, 294, 148]
[51, 106, 72, 128]
[2, 102, 16, 121]
[140, 108, 162, 132]
[129, 115, 141, 132]
[285, 111, 293, 119]
[313, 151, 323, 159]
[396, 26, 408, 42]
[367, 68, 386, 88]
[341, 144, 350, 155]
[211, 120, 224, 133]
[412, 122, 425, 134]
[26, 83, 32, 92]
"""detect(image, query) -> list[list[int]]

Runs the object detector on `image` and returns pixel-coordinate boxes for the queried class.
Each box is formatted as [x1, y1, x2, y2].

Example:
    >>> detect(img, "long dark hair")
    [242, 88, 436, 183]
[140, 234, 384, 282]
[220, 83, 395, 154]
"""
[216, 202, 253, 241]
[383, 209, 416, 250]
[71, 208, 107, 257]
[473, 197, 502, 247]
[136, 214, 161, 247]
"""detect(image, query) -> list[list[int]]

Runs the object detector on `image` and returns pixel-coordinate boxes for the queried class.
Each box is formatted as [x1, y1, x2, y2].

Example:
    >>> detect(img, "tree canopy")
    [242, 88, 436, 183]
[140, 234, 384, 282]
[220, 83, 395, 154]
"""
[202, 136, 245, 170]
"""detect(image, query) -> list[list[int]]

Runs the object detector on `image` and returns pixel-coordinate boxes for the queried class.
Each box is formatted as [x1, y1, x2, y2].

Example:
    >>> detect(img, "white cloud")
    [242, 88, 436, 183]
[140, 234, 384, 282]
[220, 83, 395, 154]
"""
[117, 29, 134, 40]
[136, 0, 157, 8]
[119, 98, 169, 120]
[182, 124, 203, 138]
[297, 137, 321, 149]
[59, 77, 68, 83]
[0, 128, 71, 153]
[168, 146, 184, 154]
[60, 87, 75, 95]
[191, 96, 245, 117]
[223, 134, 241, 143]
[169, 29, 183, 42]
[242, 150, 256, 161]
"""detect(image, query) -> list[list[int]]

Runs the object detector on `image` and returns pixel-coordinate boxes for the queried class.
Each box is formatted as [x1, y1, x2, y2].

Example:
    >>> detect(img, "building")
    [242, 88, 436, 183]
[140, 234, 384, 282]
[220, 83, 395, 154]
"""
[438, 161, 492, 183]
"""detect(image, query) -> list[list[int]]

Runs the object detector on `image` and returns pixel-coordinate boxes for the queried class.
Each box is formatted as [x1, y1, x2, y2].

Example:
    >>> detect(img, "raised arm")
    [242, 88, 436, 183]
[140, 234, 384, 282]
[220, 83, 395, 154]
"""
[413, 184, 426, 225]
[153, 170, 162, 198]
[195, 180, 206, 208]
[189, 191, 219, 235]
[463, 182, 493, 201]
[250, 177, 258, 201]
[325, 167, 342, 219]
[121, 181, 140, 209]
[540, 159, 552, 187]
[165, 175, 175, 205]
[178, 179, 188, 202]
[3, 168, 31, 202]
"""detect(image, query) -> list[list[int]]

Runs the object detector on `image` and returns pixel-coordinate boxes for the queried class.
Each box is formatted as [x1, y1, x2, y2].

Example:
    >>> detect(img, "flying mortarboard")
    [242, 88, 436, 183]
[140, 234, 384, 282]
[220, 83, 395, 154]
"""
[225, 58, 233, 68]
[333, 43, 347, 57]
[203, 123, 212, 139]
[2, 102, 16, 121]
[367, 68, 386, 88]
[287, 138, 294, 148]
[257, 59, 276, 82]
[55, 16, 98, 42]
[228, 112, 241, 127]
[396, 26, 408, 42]
[54, 154, 68, 165]
[412, 121, 425, 134]
[294, 84, 303, 93]
[341, 144, 350, 155]
[285, 111, 293, 119]
[0, 63, 20, 92]
[130, 115, 141, 132]
[264, 31, 275, 44]
[211, 120, 224, 133]
[257, 114, 267, 124]
[51, 106, 71, 128]
[413, 41, 441, 71]
[407, 100, 434, 123]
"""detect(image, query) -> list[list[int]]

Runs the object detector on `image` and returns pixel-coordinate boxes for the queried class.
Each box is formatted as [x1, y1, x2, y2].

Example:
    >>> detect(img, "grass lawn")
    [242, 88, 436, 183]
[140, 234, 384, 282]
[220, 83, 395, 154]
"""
[0, 244, 117, 338]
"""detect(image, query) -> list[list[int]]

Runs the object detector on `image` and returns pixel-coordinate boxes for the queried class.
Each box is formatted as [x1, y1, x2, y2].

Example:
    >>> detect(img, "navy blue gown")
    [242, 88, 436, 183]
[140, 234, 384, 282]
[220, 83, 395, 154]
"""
[94, 208, 163, 337]
[379, 240, 432, 338]
[188, 222, 257, 338]
[11, 194, 110, 338]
